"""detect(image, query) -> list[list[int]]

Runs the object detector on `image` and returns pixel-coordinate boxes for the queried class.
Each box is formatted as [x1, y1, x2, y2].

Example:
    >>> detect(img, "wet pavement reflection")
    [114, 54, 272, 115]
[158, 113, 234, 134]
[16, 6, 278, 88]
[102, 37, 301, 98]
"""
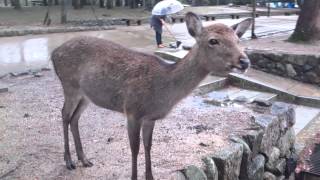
[0, 27, 156, 76]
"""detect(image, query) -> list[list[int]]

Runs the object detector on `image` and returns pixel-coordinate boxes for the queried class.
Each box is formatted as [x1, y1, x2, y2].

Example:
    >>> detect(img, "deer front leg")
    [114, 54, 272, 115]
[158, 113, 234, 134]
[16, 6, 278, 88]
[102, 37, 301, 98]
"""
[127, 116, 142, 180]
[69, 99, 93, 167]
[142, 120, 155, 180]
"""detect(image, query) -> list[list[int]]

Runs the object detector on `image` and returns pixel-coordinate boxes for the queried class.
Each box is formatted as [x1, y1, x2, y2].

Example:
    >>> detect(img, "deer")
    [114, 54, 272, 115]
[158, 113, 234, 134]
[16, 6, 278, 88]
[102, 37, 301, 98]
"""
[52, 12, 252, 180]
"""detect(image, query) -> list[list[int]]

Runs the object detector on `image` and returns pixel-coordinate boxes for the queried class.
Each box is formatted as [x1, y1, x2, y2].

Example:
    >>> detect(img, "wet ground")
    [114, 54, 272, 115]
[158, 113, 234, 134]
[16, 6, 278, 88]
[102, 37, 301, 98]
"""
[0, 25, 162, 76]
[0, 15, 300, 77]
[0, 71, 253, 179]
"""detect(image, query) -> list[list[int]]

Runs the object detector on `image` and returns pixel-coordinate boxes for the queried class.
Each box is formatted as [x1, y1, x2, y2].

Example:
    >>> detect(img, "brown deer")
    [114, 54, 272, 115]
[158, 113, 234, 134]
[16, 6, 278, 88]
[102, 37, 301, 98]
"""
[52, 12, 251, 180]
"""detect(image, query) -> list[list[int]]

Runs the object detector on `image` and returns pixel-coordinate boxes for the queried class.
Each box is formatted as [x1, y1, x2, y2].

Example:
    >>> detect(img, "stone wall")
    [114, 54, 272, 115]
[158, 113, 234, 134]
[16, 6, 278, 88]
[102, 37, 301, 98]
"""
[169, 102, 297, 180]
[246, 49, 320, 85]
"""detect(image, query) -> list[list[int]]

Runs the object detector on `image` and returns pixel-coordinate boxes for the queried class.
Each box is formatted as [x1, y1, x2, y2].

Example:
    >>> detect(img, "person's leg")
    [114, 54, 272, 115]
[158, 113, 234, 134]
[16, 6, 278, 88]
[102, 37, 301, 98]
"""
[155, 31, 161, 45]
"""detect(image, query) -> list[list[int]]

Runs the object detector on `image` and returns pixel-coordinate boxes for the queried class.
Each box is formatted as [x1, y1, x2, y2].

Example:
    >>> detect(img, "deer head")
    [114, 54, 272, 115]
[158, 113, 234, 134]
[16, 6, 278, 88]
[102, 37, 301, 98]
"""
[185, 12, 252, 77]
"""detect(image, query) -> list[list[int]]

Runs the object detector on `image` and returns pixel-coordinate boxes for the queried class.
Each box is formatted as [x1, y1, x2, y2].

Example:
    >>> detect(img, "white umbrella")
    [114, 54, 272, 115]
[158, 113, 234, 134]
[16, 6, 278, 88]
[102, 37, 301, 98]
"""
[151, 0, 184, 16]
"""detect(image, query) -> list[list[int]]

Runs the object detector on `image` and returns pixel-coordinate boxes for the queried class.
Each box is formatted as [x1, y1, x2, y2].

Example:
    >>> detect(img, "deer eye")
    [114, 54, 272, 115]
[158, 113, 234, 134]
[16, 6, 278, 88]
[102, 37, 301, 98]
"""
[208, 39, 219, 46]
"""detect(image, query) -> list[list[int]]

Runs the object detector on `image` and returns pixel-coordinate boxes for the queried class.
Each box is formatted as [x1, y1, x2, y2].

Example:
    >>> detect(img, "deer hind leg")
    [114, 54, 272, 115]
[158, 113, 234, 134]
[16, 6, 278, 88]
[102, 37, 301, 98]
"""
[142, 120, 155, 180]
[127, 114, 143, 180]
[69, 98, 92, 167]
[62, 92, 82, 170]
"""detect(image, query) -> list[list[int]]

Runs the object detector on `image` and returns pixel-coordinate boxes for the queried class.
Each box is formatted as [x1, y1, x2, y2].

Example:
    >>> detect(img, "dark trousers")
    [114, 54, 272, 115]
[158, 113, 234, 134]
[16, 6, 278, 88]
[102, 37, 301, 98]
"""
[155, 31, 162, 45]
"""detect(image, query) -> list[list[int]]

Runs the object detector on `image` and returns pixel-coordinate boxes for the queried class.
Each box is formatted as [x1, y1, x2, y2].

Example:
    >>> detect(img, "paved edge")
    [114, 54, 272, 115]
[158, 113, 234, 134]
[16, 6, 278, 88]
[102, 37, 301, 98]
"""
[0, 26, 116, 37]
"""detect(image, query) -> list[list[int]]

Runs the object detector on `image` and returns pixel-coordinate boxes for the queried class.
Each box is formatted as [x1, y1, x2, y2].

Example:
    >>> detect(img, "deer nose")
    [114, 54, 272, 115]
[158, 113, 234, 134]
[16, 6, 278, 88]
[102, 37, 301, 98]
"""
[239, 58, 250, 70]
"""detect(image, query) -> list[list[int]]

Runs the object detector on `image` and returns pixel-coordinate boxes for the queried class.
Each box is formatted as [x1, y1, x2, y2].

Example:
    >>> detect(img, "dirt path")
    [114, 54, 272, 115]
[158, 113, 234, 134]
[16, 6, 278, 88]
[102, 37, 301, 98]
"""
[0, 71, 253, 180]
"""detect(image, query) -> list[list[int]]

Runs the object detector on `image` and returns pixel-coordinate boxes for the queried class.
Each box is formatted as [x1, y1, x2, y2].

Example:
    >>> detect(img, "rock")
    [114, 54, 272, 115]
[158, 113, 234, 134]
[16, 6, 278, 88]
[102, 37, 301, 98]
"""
[270, 102, 295, 130]
[183, 165, 207, 180]
[305, 71, 320, 84]
[202, 156, 218, 180]
[211, 143, 243, 180]
[230, 136, 252, 180]
[0, 82, 9, 93]
[169, 171, 187, 180]
[41, 67, 51, 71]
[168, 172, 183, 179]
[254, 115, 281, 157]
[303, 64, 313, 72]
[233, 96, 249, 103]
[266, 158, 286, 175]
[285, 64, 297, 77]
[247, 154, 265, 180]
[10, 71, 29, 77]
[265, 147, 281, 170]
[285, 153, 298, 178]
[252, 99, 272, 107]
[23, 113, 30, 118]
[242, 130, 264, 153]
[263, 172, 276, 180]
[33, 72, 43, 78]
[277, 128, 295, 157]
[275, 63, 285, 72]
[276, 175, 285, 180]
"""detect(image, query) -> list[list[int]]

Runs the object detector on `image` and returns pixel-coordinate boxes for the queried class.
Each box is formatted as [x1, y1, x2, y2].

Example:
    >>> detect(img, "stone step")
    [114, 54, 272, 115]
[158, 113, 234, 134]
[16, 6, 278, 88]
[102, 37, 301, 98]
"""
[229, 69, 320, 108]
[203, 86, 278, 106]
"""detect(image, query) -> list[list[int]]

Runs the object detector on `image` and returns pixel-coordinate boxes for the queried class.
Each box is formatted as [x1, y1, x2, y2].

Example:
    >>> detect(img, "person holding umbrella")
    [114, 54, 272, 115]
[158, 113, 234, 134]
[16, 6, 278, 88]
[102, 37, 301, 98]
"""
[150, 14, 167, 48]
[151, 0, 184, 48]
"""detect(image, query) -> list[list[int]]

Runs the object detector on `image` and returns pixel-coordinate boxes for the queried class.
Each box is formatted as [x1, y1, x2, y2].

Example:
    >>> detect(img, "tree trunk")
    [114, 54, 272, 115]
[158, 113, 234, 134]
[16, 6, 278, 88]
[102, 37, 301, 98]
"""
[13, 0, 22, 9]
[43, 0, 48, 6]
[54, 0, 59, 5]
[99, 0, 104, 7]
[4, 0, 8, 6]
[144, 0, 152, 10]
[289, 0, 320, 42]
[61, 0, 67, 24]
[115, 0, 121, 6]
[72, 0, 81, 9]
[106, 0, 113, 9]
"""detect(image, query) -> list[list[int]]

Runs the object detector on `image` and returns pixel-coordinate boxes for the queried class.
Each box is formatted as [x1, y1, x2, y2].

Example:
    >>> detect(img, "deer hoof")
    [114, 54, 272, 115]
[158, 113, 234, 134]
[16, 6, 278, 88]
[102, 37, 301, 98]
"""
[82, 159, 93, 167]
[66, 160, 76, 170]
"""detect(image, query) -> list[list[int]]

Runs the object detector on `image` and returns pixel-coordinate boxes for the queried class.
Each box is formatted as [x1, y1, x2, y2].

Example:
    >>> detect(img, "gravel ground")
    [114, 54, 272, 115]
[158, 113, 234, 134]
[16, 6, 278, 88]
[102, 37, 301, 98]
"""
[0, 70, 254, 180]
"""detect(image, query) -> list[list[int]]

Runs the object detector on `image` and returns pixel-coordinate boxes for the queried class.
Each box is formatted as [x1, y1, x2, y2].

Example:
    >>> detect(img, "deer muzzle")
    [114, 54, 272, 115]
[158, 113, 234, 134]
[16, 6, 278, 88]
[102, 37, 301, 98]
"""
[239, 58, 250, 71]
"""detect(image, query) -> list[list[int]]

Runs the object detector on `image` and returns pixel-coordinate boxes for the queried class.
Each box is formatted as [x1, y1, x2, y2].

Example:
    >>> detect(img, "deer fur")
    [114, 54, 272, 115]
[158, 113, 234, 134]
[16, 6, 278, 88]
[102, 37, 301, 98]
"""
[52, 12, 252, 180]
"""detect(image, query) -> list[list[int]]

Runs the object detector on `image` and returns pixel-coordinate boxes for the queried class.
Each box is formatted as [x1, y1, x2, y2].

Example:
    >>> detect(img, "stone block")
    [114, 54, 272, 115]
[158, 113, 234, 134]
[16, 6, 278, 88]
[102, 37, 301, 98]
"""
[285, 64, 297, 77]
[202, 156, 218, 180]
[265, 147, 281, 170]
[230, 136, 252, 180]
[270, 102, 295, 131]
[254, 115, 281, 157]
[263, 172, 277, 180]
[247, 154, 265, 180]
[169, 171, 187, 180]
[183, 165, 207, 180]
[211, 143, 243, 180]
[266, 158, 286, 175]
[242, 130, 264, 154]
[277, 128, 295, 157]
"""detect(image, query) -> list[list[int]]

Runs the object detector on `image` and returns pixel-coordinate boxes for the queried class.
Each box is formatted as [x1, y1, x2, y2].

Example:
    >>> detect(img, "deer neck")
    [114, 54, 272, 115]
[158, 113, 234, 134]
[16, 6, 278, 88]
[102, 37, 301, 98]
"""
[164, 45, 209, 100]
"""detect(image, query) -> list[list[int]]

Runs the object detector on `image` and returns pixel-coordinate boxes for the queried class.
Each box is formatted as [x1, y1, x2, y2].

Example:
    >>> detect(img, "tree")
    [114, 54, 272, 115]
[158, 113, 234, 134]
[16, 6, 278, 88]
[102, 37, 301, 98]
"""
[11, 0, 22, 9]
[61, 0, 67, 24]
[289, 0, 320, 42]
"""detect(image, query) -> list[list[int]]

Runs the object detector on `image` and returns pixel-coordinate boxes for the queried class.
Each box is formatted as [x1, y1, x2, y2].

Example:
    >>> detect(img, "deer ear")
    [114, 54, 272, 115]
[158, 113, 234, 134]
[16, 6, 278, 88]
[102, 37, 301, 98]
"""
[231, 18, 252, 38]
[185, 12, 203, 38]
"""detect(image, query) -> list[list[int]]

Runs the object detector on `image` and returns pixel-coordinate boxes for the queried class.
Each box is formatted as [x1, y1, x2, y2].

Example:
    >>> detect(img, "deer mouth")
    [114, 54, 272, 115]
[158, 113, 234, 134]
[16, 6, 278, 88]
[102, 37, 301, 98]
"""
[230, 65, 248, 74]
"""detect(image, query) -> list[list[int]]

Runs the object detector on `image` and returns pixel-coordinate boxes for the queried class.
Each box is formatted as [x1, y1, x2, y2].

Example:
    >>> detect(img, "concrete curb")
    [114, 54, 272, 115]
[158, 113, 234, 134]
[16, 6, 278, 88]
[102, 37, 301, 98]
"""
[0, 26, 116, 37]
